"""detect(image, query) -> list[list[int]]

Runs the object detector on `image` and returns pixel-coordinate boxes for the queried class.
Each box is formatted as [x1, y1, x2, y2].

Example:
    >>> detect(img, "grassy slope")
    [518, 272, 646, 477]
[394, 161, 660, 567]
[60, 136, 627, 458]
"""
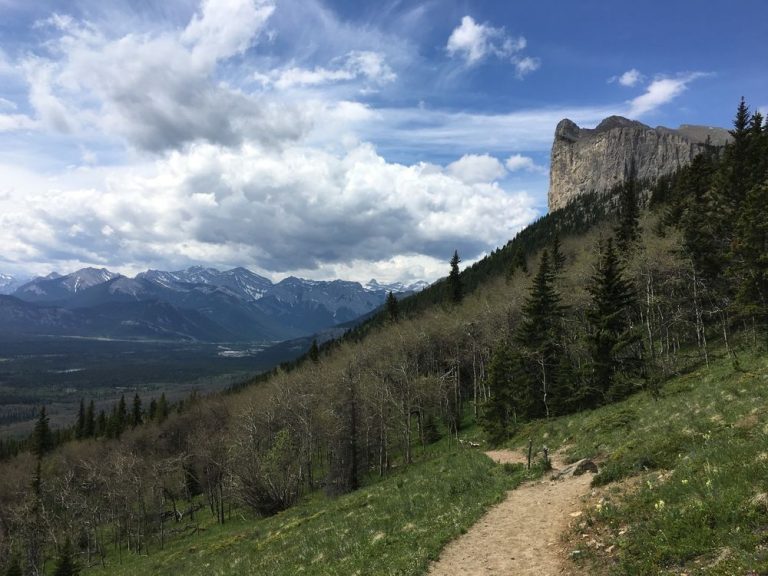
[506, 348, 768, 574]
[84, 348, 767, 575]
[88, 446, 527, 576]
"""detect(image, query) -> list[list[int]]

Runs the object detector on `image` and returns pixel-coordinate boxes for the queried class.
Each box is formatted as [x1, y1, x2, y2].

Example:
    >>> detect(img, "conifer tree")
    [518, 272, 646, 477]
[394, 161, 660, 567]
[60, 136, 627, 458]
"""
[551, 233, 566, 274]
[309, 339, 320, 363]
[481, 342, 526, 443]
[131, 393, 142, 427]
[449, 250, 463, 303]
[515, 250, 566, 417]
[615, 165, 641, 254]
[31, 406, 53, 457]
[585, 238, 640, 402]
[385, 291, 399, 322]
[156, 393, 169, 423]
[84, 401, 95, 438]
[95, 410, 107, 437]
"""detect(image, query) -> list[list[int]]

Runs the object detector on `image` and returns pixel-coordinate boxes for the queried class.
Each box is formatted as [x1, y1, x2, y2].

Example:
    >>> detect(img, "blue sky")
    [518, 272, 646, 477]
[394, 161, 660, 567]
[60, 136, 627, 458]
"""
[0, 0, 765, 283]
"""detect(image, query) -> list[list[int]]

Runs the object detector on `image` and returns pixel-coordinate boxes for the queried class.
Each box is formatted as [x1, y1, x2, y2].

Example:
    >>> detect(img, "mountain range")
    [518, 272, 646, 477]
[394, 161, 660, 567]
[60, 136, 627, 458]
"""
[0, 266, 426, 342]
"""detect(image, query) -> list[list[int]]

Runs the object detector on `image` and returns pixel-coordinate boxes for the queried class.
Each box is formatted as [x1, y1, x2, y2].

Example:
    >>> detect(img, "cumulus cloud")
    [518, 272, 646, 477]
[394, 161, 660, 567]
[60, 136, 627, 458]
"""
[627, 73, 707, 116]
[256, 50, 396, 89]
[0, 143, 536, 280]
[446, 16, 539, 76]
[505, 154, 545, 174]
[12, 0, 307, 152]
[609, 68, 643, 87]
[446, 154, 506, 184]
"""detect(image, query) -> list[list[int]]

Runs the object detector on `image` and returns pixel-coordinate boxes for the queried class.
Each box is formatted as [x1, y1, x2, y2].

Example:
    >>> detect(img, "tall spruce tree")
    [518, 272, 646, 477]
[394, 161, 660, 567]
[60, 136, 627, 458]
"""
[481, 342, 527, 443]
[515, 250, 566, 418]
[449, 250, 463, 303]
[131, 393, 142, 427]
[615, 164, 641, 254]
[309, 339, 320, 363]
[84, 400, 95, 438]
[585, 238, 640, 403]
[31, 406, 53, 457]
[385, 291, 399, 322]
[551, 233, 566, 274]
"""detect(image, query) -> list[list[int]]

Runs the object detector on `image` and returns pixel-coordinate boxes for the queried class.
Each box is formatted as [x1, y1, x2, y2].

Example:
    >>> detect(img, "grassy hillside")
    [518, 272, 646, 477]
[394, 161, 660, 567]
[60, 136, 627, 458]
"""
[507, 348, 768, 575]
[80, 348, 768, 575]
[86, 446, 530, 576]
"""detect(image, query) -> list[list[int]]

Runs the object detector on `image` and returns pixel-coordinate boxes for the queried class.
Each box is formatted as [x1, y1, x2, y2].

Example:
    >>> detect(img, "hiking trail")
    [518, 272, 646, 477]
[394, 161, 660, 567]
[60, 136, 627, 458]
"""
[428, 449, 594, 576]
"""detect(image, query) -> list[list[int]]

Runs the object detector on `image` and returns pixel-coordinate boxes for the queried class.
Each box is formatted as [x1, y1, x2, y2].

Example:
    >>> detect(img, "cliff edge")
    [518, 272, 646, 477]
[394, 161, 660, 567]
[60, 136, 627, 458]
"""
[548, 116, 730, 211]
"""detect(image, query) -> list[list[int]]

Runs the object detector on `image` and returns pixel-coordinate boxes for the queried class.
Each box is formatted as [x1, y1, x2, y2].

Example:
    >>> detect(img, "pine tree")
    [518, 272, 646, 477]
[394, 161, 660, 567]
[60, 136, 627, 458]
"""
[585, 238, 640, 403]
[449, 250, 463, 303]
[515, 250, 566, 418]
[551, 233, 566, 274]
[95, 410, 107, 437]
[385, 291, 399, 322]
[309, 339, 320, 363]
[615, 164, 641, 254]
[84, 401, 95, 438]
[481, 342, 526, 443]
[116, 395, 127, 435]
[31, 406, 53, 457]
[131, 393, 142, 427]
[156, 393, 169, 423]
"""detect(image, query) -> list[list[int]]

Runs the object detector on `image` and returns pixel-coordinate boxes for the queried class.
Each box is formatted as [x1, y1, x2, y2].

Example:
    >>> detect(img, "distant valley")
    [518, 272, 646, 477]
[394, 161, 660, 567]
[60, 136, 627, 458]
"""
[0, 266, 427, 342]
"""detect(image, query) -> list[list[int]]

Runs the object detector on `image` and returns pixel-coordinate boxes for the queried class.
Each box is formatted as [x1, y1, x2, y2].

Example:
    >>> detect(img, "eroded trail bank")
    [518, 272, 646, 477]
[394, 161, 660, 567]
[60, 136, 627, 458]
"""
[428, 450, 593, 576]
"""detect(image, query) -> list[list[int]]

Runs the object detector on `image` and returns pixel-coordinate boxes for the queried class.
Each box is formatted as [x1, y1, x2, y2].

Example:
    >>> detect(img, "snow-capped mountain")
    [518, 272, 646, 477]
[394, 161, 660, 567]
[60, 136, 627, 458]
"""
[6, 265, 426, 342]
[13, 268, 120, 302]
[137, 266, 272, 301]
[0, 273, 27, 295]
[364, 279, 430, 293]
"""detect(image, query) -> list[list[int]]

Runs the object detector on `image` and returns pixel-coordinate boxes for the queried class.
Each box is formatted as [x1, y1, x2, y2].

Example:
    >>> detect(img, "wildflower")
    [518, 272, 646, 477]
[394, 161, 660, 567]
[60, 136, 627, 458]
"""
[681, 479, 688, 485]
[654, 500, 665, 511]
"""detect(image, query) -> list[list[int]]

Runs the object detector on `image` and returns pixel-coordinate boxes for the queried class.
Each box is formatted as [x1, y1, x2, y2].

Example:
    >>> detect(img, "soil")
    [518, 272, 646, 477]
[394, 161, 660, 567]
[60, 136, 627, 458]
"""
[428, 449, 594, 576]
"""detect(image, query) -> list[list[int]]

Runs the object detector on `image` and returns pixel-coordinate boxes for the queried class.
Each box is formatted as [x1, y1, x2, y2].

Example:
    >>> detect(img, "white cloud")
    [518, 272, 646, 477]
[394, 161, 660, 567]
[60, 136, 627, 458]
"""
[257, 50, 396, 89]
[0, 113, 37, 131]
[0, 143, 536, 282]
[609, 68, 643, 87]
[505, 153, 545, 174]
[446, 154, 506, 184]
[11, 0, 301, 152]
[446, 16, 538, 76]
[627, 73, 707, 116]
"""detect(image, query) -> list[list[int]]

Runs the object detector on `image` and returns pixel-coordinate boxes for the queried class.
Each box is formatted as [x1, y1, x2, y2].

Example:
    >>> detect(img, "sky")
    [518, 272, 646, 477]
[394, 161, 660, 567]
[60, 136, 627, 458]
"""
[0, 0, 765, 284]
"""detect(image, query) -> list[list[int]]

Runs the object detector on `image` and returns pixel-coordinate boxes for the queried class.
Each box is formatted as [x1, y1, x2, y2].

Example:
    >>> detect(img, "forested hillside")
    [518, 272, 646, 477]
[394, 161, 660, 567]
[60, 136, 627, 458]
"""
[0, 99, 766, 575]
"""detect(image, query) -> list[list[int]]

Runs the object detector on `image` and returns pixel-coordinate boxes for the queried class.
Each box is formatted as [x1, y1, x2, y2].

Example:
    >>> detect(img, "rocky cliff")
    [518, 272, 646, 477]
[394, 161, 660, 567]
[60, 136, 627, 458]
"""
[548, 116, 730, 211]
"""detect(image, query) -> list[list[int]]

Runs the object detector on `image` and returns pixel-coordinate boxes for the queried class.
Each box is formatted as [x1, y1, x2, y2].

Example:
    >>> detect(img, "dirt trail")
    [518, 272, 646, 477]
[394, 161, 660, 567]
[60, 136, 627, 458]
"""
[428, 449, 593, 576]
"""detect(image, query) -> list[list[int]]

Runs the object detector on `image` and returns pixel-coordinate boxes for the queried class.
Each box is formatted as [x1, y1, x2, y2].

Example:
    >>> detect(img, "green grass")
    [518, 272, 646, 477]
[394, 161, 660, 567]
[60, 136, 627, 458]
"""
[506, 349, 768, 574]
[88, 446, 525, 576]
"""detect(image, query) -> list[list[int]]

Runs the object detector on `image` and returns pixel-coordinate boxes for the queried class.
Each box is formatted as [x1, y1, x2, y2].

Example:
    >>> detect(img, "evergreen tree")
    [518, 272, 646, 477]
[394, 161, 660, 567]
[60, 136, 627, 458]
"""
[551, 233, 566, 274]
[84, 401, 95, 438]
[385, 291, 399, 322]
[309, 339, 320, 363]
[732, 179, 768, 333]
[449, 250, 463, 303]
[31, 406, 53, 457]
[615, 165, 641, 254]
[74, 399, 85, 440]
[585, 238, 640, 403]
[52, 539, 80, 576]
[515, 250, 567, 417]
[95, 410, 107, 437]
[148, 398, 158, 421]
[156, 393, 169, 423]
[481, 342, 526, 443]
[131, 393, 142, 427]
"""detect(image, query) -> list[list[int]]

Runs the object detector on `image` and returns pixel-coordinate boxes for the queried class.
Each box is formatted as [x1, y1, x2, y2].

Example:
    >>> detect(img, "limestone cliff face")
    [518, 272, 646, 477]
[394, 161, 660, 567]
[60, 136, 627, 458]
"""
[548, 116, 730, 211]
